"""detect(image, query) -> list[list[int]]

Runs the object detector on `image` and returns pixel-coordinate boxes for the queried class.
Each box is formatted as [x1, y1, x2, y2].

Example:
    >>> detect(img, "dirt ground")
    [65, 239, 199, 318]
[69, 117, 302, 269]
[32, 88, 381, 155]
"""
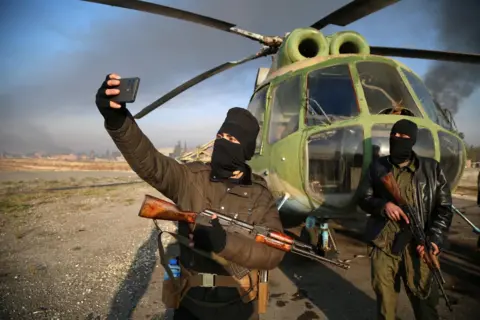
[0, 158, 132, 172]
[0, 171, 479, 320]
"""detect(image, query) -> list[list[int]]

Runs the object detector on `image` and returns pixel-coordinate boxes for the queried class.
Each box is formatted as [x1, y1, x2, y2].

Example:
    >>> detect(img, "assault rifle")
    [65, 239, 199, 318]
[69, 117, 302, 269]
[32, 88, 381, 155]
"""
[381, 172, 452, 312]
[138, 194, 350, 270]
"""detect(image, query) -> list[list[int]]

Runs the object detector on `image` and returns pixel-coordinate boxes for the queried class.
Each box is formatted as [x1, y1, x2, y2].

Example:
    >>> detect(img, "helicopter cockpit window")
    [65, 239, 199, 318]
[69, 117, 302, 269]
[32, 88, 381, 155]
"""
[438, 131, 463, 188]
[247, 86, 268, 153]
[307, 125, 364, 208]
[433, 100, 454, 131]
[268, 75, 302, 144]
[357, 62, 422, 117]
[306, 64, 359, 126]
[402, 69, 453, 130]
[371, 123, 435, 159]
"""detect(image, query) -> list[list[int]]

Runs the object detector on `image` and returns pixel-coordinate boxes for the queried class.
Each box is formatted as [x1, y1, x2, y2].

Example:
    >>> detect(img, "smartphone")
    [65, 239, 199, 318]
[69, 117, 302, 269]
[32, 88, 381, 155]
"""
[111, 77, 140, 103]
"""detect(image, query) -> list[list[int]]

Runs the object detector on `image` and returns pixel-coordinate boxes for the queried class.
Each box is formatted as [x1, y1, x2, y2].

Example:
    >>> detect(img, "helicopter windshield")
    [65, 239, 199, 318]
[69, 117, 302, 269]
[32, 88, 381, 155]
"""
[306, 64, 360, 126]
[268, 75, 302, 144]
[402, 69, 454, 131]
[357, 62, 422, 117]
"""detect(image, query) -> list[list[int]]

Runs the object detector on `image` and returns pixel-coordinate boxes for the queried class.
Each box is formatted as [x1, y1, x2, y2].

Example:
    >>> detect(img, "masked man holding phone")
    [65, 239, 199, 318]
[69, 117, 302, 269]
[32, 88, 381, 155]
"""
[95, 74, 285, 320]
[358, 119, 453, 320]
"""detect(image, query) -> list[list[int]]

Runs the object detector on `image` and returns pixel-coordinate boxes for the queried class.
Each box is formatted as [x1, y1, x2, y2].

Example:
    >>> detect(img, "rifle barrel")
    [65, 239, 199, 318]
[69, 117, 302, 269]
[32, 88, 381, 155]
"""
[292, 246, 350, 270]
[434, 271, 453, 311]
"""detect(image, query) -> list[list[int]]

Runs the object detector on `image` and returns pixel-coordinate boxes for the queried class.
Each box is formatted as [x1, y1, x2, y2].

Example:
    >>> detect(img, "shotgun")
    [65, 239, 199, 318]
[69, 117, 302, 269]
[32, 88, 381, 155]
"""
[138, 194, 350, 270]
[381, 172, 452, 311]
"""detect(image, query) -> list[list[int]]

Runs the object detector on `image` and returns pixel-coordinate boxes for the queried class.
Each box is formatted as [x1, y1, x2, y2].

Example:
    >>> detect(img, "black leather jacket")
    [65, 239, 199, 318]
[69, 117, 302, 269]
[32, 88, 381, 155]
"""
[358, 153, 453, 249]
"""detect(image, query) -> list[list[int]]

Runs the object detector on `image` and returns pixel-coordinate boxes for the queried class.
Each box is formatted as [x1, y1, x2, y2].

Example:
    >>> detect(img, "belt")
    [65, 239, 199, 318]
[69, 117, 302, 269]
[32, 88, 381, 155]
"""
[187, 273, 239, 288]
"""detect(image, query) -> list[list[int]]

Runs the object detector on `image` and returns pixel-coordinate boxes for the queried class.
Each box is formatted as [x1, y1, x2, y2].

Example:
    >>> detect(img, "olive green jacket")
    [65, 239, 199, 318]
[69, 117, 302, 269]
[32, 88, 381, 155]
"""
[105, 115, 285, 276]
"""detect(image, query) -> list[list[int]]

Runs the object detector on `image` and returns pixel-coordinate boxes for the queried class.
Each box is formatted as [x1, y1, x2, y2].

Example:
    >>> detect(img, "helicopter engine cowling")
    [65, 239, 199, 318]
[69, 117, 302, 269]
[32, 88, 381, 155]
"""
[274, 28, 329, 70]
[328, 31, 370, 55]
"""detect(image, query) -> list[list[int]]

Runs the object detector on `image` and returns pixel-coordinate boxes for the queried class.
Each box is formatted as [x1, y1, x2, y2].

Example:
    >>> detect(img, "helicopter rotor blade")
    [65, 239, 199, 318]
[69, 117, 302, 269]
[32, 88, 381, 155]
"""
[81, 0, 283, 47]
[133, 47, 276, 119]
[310, 0, 401, 30]
[370, 46, 480, 64]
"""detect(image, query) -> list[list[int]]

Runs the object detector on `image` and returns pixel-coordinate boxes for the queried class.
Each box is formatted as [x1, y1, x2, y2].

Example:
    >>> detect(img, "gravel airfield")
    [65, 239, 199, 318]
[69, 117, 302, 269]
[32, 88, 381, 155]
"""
[0, 170, 479, 320]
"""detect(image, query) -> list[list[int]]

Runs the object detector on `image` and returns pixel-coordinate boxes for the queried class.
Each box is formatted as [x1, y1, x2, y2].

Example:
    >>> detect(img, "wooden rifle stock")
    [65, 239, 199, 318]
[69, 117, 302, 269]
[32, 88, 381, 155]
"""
[255, 234, 293, 251]
[381, 172, 406, 205]
[138, 194, 197, 223]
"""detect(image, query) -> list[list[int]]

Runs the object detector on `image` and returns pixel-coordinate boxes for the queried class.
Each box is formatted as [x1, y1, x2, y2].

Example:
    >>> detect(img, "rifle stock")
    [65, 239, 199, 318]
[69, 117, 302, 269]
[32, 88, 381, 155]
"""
[138, 194, 197, 223]
[255, 235, 293, 251]
[381, 172, 406, 205]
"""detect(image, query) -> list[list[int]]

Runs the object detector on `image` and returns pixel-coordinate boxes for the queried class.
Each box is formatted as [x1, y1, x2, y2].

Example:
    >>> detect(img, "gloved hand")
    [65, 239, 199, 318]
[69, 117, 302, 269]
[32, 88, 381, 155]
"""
[95, 73, 127, 130]
[188, 215, 227, 253]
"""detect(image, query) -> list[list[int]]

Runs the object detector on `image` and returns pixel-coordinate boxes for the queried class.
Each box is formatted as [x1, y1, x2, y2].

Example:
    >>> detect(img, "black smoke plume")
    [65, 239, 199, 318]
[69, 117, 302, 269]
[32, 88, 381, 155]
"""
[423, 0, 480, 115]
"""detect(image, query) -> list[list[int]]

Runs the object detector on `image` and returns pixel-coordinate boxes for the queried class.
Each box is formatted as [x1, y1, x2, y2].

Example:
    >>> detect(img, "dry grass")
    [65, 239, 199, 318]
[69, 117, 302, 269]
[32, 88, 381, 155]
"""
[0, 158, 133, 172]
[1, 188, 105, 216]
[0, 178, 147, 220]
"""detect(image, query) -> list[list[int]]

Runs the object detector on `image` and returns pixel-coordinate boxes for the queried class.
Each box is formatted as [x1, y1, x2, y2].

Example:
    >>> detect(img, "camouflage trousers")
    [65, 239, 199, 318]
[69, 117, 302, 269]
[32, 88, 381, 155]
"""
[370, 246, 440, 320]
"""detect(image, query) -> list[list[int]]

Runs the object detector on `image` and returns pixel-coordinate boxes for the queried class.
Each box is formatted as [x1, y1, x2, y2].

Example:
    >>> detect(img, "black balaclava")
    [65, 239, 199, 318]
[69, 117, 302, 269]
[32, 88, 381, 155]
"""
[210, 107, 260, 181]
[389, 119, 418, 165]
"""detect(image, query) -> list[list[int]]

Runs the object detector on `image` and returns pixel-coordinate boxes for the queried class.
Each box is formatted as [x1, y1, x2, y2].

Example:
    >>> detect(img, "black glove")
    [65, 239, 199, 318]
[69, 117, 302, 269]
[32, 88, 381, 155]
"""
[192, 218, 227, 253]
[95, 74, 128, 130]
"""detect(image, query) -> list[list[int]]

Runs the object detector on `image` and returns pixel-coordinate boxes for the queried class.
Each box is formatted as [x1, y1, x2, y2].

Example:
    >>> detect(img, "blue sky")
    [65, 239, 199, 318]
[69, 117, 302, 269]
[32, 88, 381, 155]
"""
[0, 0, 479, 153]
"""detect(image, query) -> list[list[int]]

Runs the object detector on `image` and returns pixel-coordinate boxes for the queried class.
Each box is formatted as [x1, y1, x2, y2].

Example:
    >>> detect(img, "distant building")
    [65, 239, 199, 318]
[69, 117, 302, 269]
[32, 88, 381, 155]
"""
[49, 154, 78, 161]
[168, 140, 188, 158]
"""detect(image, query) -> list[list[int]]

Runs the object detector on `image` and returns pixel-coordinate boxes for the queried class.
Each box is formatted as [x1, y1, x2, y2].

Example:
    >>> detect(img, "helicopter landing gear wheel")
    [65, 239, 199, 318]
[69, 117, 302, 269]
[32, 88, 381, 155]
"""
[301, 216, 340, 260]
[317, 226, 339, 260]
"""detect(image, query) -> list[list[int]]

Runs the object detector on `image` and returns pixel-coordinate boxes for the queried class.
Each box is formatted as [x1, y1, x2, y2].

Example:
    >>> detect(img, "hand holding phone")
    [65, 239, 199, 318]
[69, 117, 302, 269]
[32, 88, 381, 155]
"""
[96, 74, 141, 110]
[110, 77, 141, 104]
